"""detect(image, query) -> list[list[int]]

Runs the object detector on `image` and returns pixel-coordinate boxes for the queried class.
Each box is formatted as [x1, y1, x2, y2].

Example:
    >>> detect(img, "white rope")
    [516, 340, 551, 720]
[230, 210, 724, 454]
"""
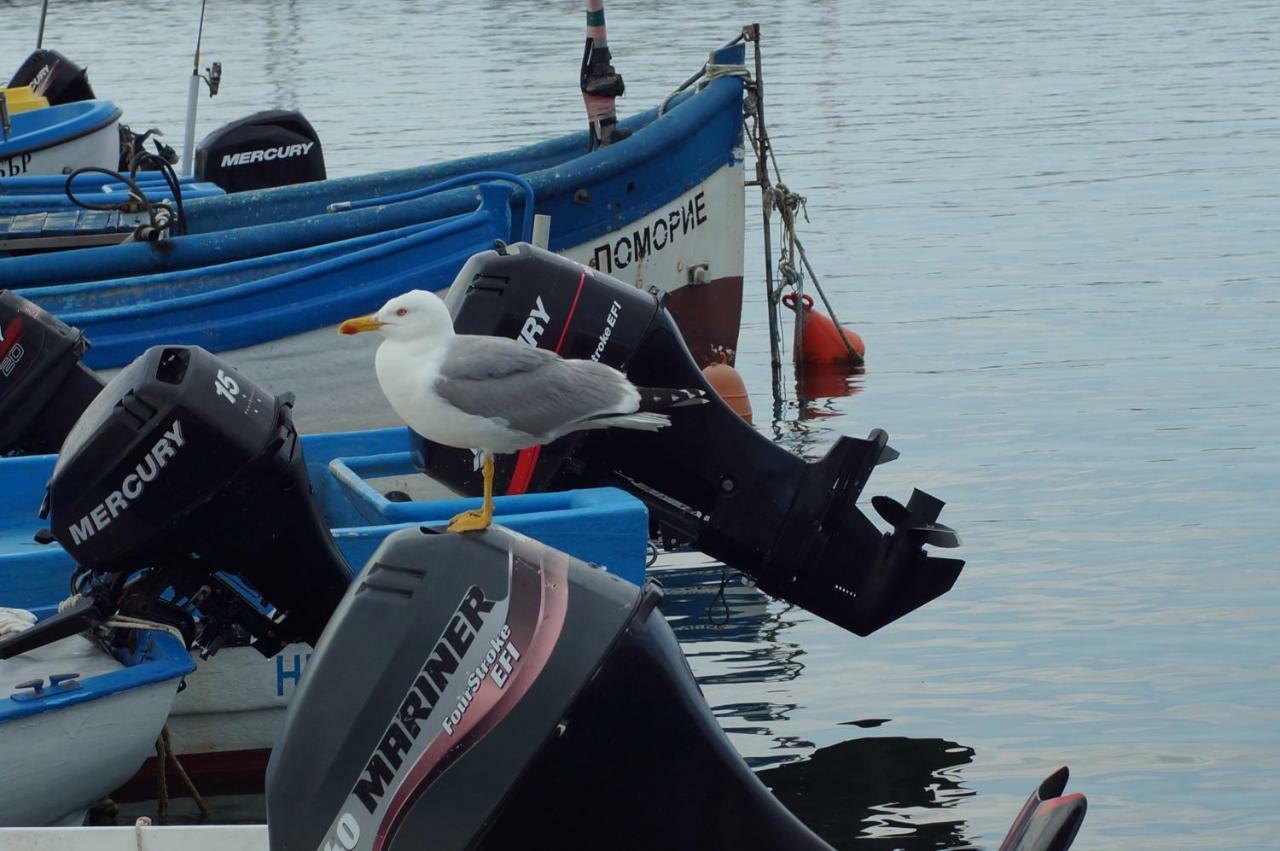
[660, 61, 752, 115]
[103, 615, 189, 646]
[697, 62, 752, 89]
[0, 607, 36, 637]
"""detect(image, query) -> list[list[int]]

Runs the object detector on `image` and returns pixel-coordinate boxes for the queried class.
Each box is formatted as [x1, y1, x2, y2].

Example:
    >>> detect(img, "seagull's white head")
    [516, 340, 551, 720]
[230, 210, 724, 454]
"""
[339, 289, 454, 345]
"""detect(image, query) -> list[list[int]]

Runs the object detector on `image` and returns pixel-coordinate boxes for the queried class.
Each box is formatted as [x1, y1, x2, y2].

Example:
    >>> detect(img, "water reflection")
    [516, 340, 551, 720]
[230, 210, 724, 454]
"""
[794, 362, 865, 419]
[262, 0, 302, 111]
[760, 736, 979, 850]
[656, 564, 818, 766]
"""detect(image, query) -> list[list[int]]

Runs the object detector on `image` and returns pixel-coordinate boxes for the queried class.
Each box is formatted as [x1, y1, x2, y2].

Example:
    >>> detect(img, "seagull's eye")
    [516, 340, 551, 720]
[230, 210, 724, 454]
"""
[395, 308, 408, 317]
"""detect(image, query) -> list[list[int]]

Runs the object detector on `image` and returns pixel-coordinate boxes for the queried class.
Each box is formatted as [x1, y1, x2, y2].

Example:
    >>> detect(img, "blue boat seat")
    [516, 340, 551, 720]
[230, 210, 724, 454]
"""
[0, 209, 142, 251]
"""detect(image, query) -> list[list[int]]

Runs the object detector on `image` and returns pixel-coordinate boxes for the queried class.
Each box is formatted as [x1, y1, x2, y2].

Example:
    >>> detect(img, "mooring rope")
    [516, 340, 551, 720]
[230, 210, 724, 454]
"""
[745, 109, 864, 368]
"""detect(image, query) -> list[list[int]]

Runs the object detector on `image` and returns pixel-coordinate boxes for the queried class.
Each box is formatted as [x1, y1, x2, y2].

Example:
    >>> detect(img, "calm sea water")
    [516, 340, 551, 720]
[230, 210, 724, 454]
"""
[4, 1, 1278, 847]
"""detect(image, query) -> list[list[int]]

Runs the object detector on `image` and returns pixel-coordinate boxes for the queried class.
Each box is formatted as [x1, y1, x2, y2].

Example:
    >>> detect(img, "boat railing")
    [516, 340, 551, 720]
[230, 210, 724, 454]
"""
[325, 170, 536, 244]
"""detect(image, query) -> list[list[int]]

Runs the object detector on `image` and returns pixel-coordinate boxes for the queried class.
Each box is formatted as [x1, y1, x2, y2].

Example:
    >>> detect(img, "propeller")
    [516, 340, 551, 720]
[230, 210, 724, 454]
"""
[871, 491, 961, 549]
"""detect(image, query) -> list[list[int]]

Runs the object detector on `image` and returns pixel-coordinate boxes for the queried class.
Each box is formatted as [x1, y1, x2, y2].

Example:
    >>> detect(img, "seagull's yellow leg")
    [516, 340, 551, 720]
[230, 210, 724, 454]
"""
[448, 454, 495, 533]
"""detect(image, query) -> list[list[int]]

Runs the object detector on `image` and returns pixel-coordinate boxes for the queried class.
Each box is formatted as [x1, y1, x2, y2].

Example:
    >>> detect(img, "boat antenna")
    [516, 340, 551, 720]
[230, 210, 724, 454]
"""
[36, 0, 50, 49]
[180, 0, 221, 176]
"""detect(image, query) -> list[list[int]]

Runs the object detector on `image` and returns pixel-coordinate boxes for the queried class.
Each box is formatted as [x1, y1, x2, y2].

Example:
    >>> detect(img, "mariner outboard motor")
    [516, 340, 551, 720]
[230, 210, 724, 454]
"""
[195, 109, 326, 193]
[0, 291, 104, 456]
[7, 49, 95, 104]
[266, 526, 1086, 851]
[0, 344, 352, 661]
[269, 526, 830, 850]
[418, 243, 965, 637]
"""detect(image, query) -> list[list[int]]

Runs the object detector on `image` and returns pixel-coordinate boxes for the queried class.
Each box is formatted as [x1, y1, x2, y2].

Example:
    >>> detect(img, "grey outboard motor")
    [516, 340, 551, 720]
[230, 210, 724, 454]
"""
[418, 243, 965, 637]
[267, 527, 1086, 851]
[267, 527, 835, 850]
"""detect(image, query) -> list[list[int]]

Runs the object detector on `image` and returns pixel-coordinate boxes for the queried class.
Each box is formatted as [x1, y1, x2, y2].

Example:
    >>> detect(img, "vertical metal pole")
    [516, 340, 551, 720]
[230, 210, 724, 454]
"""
[180, 0, 210, 177]
[748, 24, 783, 406]
[36, 0, 50, 49]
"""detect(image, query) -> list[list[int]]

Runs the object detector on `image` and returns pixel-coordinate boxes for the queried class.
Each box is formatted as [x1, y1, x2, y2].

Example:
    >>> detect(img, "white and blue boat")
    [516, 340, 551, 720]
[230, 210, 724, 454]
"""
[0, 99, 122, 180]
[0, 615, 192, 825]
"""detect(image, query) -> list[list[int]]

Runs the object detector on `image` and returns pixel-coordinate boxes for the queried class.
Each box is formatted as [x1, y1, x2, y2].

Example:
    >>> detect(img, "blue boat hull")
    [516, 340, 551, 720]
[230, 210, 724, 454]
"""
[0, 426, 649, 612]
[1, 46, 747, 411]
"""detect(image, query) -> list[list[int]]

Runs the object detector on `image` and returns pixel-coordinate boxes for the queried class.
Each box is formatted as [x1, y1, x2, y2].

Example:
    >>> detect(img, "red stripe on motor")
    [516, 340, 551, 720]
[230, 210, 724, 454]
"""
[506, 271, 587, 495]
[0, 318, 24, 360]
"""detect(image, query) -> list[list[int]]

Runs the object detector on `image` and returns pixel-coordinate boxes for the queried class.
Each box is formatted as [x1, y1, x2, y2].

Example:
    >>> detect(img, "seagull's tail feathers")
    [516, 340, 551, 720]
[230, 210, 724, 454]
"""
[635, 387, 709, 412]
[576, 411, 671, 432]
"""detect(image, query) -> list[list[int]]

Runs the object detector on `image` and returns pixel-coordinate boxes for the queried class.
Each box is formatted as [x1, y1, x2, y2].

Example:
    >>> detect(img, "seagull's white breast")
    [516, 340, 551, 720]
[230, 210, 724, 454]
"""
[373, 338, 535, 453]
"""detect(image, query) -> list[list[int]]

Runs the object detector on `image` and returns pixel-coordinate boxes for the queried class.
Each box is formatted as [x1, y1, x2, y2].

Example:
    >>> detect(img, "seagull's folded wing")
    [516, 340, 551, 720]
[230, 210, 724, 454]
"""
[435, 336, 637, 438]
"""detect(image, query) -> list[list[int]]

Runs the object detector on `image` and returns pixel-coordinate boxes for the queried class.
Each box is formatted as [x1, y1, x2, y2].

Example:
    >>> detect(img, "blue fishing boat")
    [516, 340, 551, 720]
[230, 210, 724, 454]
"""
[1, 46, 748, 430]
[0, 421, 647, 798]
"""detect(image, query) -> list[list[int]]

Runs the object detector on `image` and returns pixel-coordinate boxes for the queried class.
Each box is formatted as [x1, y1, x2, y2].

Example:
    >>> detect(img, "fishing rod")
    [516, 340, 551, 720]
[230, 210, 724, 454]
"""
[179, 0, 221, 176]
[36, 0, 50, 49]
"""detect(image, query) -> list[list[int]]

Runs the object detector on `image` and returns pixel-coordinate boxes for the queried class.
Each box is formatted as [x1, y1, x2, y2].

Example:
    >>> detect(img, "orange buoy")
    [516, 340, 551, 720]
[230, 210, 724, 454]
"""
[781, 292, 865, 367]
[702, 360, 753, 424]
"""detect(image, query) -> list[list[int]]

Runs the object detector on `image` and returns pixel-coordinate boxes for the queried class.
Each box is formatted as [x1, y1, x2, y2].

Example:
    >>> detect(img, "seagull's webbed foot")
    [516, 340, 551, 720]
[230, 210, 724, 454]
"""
[447, 507, 492, 533]
[447, 452, 496, 533]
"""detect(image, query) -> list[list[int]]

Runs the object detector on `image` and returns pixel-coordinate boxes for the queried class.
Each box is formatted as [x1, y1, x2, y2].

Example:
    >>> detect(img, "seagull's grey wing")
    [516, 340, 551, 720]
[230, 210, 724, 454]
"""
[435, 336, 635, 438]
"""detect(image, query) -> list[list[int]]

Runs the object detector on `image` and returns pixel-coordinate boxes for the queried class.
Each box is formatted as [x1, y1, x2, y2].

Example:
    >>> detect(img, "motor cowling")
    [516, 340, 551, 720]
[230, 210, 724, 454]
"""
[418, 243, 965, 637]
[266, 526, 834, 851]
[195, 110, 326, 193]
[0, 290, 104, 456]
[7, 49, 95, 105]
[44, 344, 351, 653]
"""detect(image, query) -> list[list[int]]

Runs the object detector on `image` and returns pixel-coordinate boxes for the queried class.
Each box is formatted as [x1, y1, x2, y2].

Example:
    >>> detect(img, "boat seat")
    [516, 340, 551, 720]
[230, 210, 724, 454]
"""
[0, 209, 146, 251]
[0, 86, 49, 116]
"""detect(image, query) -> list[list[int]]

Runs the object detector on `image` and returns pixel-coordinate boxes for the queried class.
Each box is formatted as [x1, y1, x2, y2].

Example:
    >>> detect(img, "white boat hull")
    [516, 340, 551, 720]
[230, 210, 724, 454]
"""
[0, 635, 182, 826]
[1, 120, 120, 179]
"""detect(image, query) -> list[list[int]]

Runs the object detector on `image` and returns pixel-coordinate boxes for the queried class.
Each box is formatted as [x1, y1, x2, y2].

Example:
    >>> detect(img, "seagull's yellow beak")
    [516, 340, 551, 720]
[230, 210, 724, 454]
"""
[339, 314, 385, 335]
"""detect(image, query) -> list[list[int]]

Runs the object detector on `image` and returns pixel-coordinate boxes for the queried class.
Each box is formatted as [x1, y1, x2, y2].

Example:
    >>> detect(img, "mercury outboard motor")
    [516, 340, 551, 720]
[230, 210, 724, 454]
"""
[0, 291, 104, 456]
[195, 110, 326, 193]
[418, 243, 965, 637]
[7, 49, 95, 104]
[0, 344, 351, 661]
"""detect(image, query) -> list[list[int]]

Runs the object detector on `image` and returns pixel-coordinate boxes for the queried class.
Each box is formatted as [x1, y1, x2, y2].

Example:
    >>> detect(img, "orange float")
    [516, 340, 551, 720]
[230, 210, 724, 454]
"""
[701, 359, 753, 424]
[781, 292, 865, 367]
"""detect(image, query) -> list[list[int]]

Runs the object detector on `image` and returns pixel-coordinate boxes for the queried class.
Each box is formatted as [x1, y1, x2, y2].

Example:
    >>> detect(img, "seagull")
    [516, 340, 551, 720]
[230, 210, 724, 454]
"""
[339, 290, 706, 533]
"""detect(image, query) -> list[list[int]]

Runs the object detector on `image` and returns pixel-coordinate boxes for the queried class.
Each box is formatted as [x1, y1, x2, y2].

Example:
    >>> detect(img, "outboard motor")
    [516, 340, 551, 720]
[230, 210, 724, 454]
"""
[0, 344, 352, 660]
[195, 110, 326, 193]
[267, 526, 836, 850]
[419, 243, 965, 637]
[0, 291, 104, 456]
[267, 527, 1087, 851]
[7, 49, 95, 104]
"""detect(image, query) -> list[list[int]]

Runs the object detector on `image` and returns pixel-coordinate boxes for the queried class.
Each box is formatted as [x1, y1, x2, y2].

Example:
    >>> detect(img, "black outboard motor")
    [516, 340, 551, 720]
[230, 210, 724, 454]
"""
[267, 526, 835, 850]
[0, 344, 352, 660]
[195, 110, 326, 193]
[0, 291, 104, 456]
[418, 243, 965, 637]
[7, 49, 95, 104]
